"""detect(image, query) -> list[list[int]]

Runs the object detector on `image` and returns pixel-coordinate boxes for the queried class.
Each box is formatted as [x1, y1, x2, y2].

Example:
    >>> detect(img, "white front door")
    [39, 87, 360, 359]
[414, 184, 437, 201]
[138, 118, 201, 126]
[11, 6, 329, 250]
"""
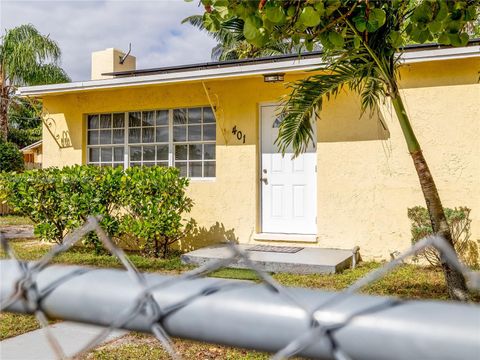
[260, 104, 317, 235]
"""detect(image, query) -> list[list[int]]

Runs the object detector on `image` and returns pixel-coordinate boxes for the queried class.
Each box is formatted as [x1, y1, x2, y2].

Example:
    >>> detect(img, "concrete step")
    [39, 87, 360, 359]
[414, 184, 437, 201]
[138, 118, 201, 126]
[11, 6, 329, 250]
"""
[181, 244, 357, 274]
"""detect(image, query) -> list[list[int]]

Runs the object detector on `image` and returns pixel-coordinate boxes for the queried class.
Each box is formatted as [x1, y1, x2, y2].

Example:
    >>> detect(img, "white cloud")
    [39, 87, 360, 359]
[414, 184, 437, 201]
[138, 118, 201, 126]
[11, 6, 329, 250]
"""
[0, 0, 217, 81]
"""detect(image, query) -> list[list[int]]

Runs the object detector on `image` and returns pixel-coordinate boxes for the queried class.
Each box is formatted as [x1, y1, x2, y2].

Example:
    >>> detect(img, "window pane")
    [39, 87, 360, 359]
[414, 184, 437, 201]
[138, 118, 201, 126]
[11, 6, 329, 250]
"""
[175, 162, 187, 177]
[113, 113, 124, 128]
[113, 129, 124, 144]
[189, 162, 202, 177]
[129, 128, 141, 143]
[188, 108, 201, 124]
[144, 162, 156, 167]
[203, 107, 215, 123]
[129, 112, 141, 127]
[143, 146, 155, 161]
[156, 110, 168, 126]
[189, 144, 202, 160]
[173, 109, 187, 125]
[173, 126, 186, 142]
[114, 147, 124, 162]
[156, 161, 168, 167]
[89, 148, 100, 162]
[203, 124, 216, 141]
[142, 111, 155, 126]
[130, 146, 142, 161]
[99, 129, 112, 144]
[100, 114, 111, 128]
[157, 144, 168, 160]
[142, 127, 155, 143]
[88, 131, 99, 145]
[88, 115, 99, 129]
[130, 162, 141, 167]
[113, 163, 124, 169]
[204, 161, 216, 177]
[188, 125, 201, 141]
[175, 145, 187, 160]
[204, 144, 215, 160]
[156, 127, 168, 143]
[101, 147, 112, 162]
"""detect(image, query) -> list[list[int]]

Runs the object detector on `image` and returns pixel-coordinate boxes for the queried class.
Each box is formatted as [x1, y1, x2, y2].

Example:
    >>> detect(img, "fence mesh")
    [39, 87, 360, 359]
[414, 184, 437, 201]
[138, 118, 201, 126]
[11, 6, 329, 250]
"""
[1, 215, 479, 360]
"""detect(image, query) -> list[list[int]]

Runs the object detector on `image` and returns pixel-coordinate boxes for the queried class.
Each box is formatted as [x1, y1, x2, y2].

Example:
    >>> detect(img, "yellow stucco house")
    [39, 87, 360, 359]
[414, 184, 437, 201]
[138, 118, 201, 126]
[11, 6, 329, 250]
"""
[18, 43, 480, 260]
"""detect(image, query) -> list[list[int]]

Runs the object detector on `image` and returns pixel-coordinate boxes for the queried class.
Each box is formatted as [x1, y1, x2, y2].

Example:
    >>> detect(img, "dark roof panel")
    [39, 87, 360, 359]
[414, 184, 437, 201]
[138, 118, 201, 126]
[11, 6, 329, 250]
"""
[103, 39, 480, 78]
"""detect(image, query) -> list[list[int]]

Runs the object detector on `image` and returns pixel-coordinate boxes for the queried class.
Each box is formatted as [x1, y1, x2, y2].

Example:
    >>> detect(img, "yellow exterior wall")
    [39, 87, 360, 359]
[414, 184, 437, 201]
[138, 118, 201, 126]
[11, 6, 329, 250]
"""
[41, 57, 480, 259]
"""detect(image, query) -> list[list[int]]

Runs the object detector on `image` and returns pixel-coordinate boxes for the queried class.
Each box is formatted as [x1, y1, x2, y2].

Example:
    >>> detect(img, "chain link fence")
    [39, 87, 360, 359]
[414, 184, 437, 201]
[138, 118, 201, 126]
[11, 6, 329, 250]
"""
[1, 216, 479, 360]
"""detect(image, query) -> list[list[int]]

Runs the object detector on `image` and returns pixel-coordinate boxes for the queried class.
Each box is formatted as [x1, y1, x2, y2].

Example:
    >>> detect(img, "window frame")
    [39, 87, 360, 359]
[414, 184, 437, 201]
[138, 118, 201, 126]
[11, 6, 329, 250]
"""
[85, 106, 216, 179]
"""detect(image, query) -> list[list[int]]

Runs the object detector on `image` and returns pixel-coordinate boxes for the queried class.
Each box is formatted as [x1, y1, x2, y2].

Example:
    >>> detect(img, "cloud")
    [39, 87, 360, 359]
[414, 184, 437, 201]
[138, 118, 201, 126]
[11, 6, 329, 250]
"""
[1, 0, 217, 81]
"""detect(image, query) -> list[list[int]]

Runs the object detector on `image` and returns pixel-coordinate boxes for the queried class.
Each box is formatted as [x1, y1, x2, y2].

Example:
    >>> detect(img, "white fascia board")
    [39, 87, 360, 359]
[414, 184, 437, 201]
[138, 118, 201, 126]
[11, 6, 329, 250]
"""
[17, 45, 479, 97]
[400, 45, 480, 63]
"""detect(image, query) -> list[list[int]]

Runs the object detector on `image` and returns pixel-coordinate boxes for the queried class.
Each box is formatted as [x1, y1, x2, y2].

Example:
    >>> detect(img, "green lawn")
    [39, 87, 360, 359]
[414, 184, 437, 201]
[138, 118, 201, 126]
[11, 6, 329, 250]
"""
[1, 238, 477, 358]
[0, 215, 32, 226]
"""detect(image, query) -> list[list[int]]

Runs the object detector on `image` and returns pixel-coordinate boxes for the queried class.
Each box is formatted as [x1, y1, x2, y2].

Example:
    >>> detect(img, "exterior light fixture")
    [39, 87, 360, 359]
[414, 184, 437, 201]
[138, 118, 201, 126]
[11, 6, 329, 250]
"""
[263, 73, 285, 83]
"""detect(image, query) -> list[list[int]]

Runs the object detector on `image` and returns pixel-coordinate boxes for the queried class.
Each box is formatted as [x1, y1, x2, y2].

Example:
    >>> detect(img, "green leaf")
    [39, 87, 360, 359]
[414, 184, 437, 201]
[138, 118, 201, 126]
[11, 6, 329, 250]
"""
[298, 6, 321, 27]
[265, 5, 285, 24]
[389, 31, 403, 48]
[328, 31, 344, 48]
[370, 8, 386, 27]
[427, 20, 442, 33]
[243, 15, 261, 40]
[354, 18, 367, 32]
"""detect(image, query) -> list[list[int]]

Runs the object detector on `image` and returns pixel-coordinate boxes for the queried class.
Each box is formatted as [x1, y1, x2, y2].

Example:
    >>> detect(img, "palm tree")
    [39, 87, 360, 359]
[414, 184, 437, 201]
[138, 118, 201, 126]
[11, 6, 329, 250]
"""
[0, 24, 70, 141]
[183, 15, 313, 60]
[275, 3, 474, 300]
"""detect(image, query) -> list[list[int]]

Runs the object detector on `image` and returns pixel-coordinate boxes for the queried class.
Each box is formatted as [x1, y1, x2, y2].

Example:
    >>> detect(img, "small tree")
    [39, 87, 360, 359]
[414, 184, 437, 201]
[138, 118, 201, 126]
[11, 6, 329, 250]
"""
[120, 166, 195, 258]
[0, 140, 23, 172]
[197, 0, 479, 300]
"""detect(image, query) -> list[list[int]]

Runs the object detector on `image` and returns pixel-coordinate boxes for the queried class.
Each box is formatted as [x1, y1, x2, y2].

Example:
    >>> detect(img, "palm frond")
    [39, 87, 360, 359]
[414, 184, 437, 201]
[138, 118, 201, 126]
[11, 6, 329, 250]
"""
[277, 59, 386, 156]
[1, 24, 68, 86]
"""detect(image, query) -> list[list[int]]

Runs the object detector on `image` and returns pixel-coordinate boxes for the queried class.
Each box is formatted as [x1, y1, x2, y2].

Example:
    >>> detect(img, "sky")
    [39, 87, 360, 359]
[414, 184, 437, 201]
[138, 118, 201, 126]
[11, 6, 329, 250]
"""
[0, 0, 218, 81]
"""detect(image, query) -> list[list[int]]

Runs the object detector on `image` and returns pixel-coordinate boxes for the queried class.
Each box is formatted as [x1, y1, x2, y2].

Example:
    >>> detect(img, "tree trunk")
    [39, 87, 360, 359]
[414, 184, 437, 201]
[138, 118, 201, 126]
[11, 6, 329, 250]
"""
[0, 84, 8, 142]
[391, 90, 469, 301]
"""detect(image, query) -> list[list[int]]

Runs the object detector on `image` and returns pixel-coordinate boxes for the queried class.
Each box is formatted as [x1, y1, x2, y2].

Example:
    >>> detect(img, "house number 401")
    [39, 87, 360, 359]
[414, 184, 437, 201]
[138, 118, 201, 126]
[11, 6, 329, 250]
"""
[232, 126, 246, 144]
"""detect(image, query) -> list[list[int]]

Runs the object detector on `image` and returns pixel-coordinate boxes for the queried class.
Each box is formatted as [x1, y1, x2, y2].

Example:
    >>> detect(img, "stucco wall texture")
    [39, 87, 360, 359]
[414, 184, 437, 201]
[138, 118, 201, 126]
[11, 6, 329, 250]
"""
[41, 57, 480, 260]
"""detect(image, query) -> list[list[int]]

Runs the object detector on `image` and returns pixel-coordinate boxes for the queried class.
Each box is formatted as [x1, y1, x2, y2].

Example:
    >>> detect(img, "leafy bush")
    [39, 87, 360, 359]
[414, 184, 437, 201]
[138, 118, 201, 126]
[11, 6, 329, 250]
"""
[0, 166, 123, 248]
[0, 140, 24, 172]
[408, 206, 479, 268]
[120, 166, 195, 258]
[0, 165, 195, 258]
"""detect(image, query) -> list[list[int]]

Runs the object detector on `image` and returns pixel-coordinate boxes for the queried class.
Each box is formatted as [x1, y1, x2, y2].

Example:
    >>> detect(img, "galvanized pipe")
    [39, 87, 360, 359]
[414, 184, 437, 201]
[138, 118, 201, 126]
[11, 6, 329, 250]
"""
[1, 260, 479, 360]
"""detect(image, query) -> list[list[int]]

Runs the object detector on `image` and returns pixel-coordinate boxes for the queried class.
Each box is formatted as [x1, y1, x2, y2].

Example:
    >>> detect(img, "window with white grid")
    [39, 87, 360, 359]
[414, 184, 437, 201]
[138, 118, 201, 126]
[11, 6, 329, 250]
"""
[86, 107, 216, 178]
[87, 113, 126, 167]
[173, 107, 216, 178]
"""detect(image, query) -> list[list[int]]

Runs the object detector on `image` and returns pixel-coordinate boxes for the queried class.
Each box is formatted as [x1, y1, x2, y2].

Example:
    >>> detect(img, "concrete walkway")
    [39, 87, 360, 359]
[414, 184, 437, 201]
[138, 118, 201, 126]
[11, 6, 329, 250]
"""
[0, 225, 35, 239]
[182, 244, 356, 274]
[0, 321, 126, 360]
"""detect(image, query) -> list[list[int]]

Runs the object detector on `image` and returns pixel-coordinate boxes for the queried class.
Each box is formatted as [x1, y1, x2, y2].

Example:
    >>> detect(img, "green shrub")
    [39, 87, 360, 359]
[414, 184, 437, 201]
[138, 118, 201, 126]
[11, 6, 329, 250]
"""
[120, 166, 195, 258]
[0, 140, 24, 172]
[0, 166, 123, 247]
[0, 165, 195, 258]
[408, 206, 479, 268]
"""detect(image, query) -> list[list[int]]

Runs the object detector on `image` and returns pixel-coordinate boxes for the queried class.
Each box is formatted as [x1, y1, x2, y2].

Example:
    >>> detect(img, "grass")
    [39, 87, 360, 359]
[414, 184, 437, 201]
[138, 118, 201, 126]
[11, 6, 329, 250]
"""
[1, 239, 478, 357]
[82, 333, 269, 360]
[0, 313, 45, 341]
[0, 215, 32, 226]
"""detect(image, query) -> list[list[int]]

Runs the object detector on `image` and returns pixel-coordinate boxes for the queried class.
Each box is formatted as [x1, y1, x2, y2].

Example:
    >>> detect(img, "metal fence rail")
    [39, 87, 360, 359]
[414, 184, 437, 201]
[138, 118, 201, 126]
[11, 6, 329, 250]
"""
[1, 216, 479, 360]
